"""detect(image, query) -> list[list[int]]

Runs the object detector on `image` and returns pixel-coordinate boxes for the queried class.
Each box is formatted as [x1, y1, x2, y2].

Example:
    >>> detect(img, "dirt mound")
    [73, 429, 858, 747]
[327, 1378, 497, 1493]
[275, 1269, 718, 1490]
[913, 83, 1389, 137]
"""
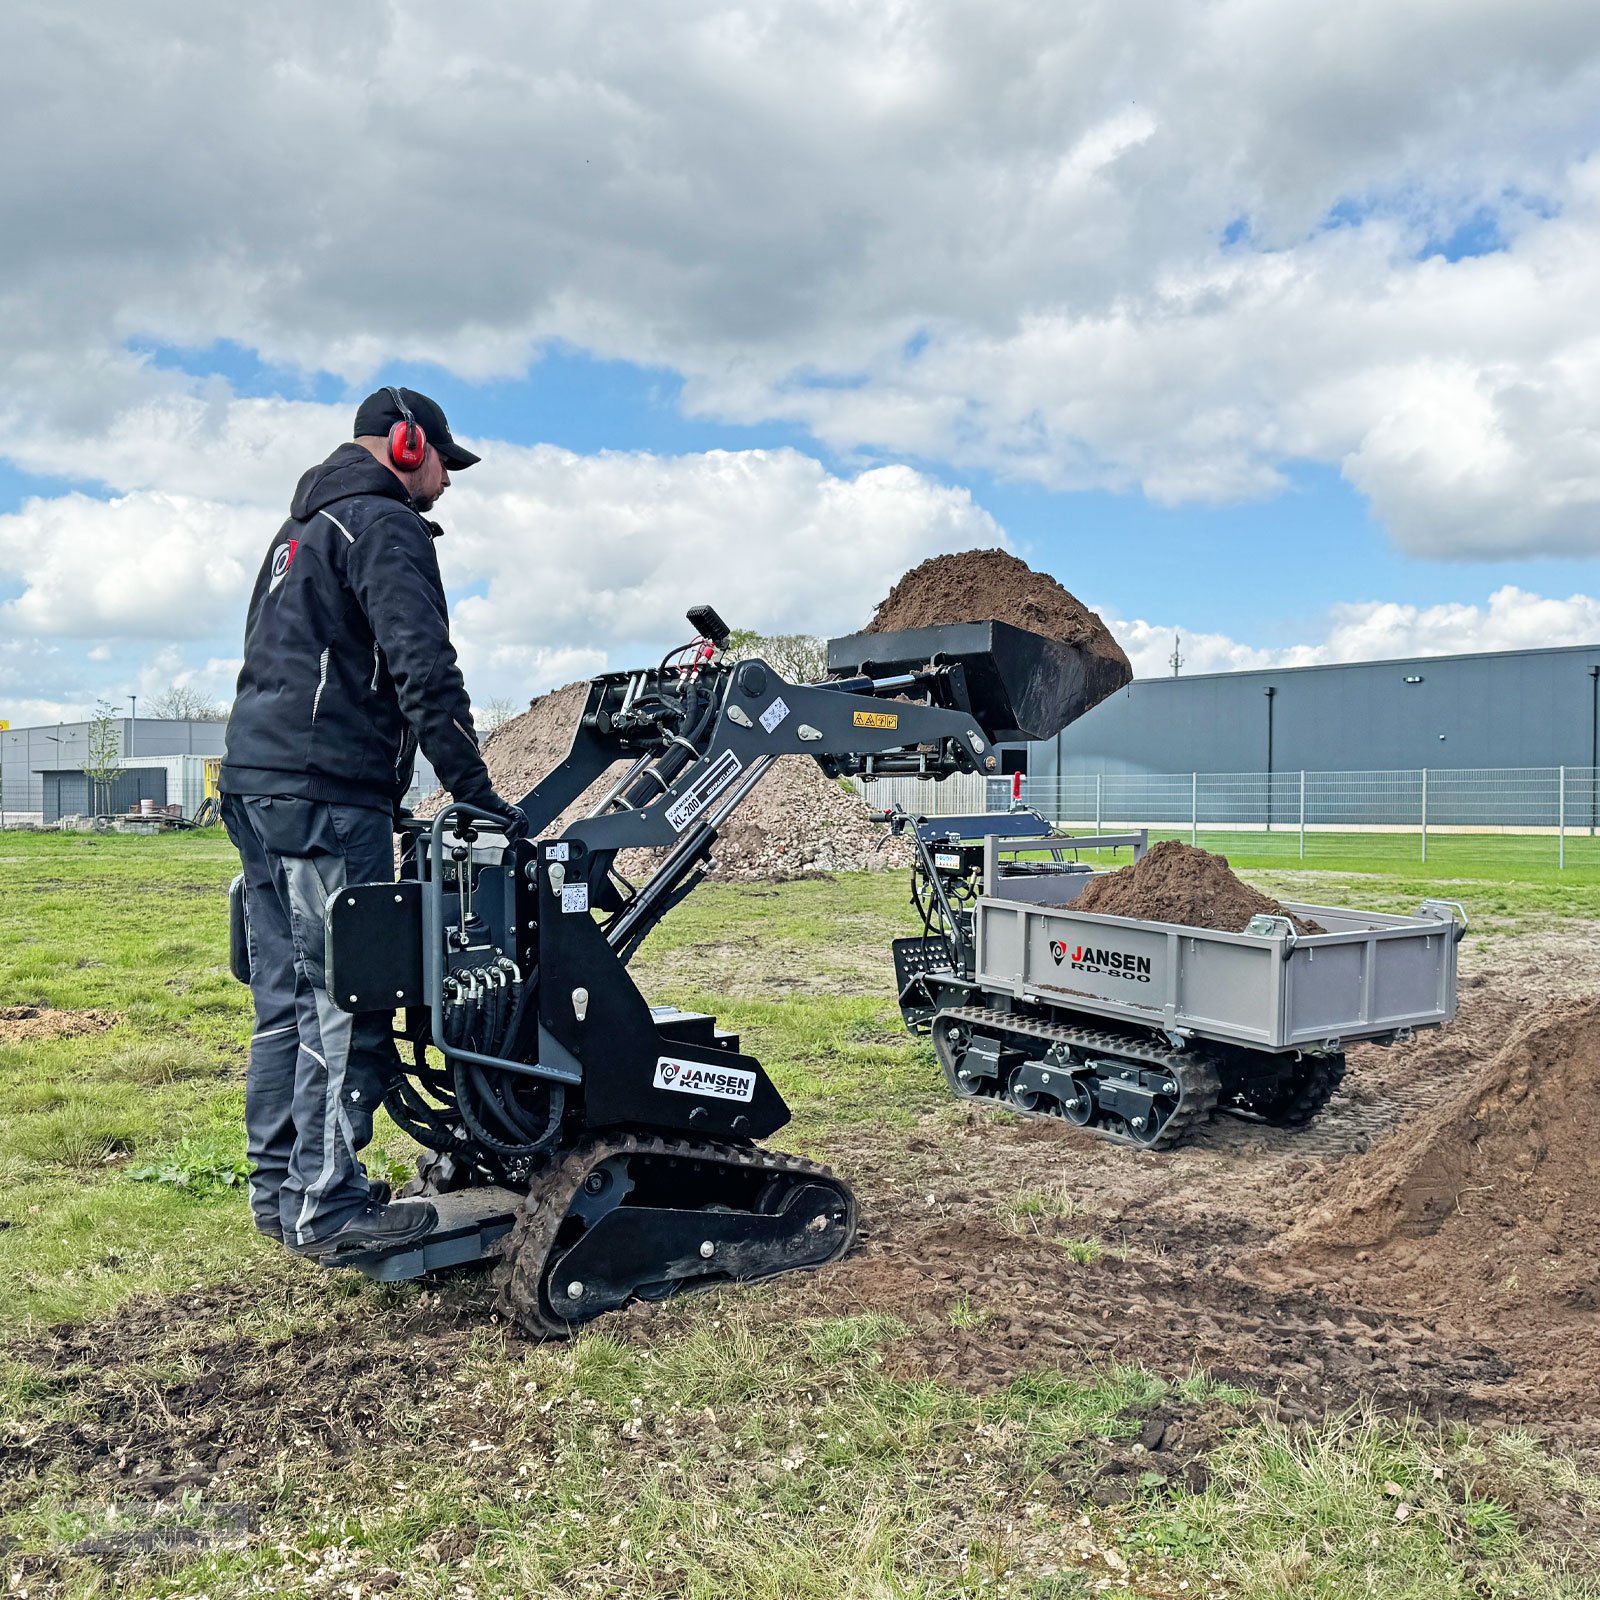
[1069, 840, 1324, 935]
[425, 685, 909, 882]
[0, 1006, 117, 1044]
[1273, 999, 1600, 1384]
[862, 548, 1132, 672]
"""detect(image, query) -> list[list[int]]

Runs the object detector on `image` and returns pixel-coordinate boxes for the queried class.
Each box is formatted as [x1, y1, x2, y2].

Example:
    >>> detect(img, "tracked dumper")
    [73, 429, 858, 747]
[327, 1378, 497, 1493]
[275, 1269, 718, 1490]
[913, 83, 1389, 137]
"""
[881, 811, 1466, 1148]
[253, 607, 1126, 1333]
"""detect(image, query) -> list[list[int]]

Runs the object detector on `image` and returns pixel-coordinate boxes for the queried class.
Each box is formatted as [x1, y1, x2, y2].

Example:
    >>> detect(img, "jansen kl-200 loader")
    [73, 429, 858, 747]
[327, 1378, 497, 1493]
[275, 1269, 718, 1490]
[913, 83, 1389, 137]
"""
[233, 608, 1126, 1332]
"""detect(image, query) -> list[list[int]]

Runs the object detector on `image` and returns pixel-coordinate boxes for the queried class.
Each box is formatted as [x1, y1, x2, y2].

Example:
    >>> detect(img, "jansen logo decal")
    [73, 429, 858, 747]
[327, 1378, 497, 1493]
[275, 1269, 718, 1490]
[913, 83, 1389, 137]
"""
[653, 1056, 757, 1102]
[1049, 940, 1154, 984]
[852, 710, 899, 729]
[268, 538, 300, 593]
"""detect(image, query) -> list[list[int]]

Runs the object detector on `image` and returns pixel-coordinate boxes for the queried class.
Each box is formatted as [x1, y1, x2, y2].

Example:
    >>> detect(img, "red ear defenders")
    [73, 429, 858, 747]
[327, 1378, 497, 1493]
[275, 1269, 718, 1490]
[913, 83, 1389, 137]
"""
[386, 386, 427, 470]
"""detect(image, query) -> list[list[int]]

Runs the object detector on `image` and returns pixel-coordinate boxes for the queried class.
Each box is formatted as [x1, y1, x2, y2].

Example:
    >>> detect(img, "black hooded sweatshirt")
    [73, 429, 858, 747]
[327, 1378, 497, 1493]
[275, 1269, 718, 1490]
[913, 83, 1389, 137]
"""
[221, 444, 491, 810]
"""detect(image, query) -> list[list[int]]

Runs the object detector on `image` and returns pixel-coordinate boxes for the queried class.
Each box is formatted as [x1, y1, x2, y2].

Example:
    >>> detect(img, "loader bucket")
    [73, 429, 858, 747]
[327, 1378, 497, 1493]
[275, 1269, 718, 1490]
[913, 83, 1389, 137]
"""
[825, 619, 1131, 744]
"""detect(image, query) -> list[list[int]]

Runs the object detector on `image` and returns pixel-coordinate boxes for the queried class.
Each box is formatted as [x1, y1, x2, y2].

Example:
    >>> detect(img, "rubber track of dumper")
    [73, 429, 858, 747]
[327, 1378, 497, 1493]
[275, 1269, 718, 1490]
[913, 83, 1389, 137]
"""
[934, 1004, 1222, 1149]
[491, 1133, 858, 1339]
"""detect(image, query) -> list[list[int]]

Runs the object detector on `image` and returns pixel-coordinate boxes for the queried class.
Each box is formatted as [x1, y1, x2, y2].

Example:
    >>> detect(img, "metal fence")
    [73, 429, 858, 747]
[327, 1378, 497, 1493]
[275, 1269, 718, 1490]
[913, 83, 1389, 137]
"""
[859, 767, 1600, 868]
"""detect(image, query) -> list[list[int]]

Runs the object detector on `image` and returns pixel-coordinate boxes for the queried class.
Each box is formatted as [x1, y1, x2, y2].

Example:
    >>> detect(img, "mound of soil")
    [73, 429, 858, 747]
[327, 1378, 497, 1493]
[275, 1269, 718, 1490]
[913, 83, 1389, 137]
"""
[1268, 999, 1600, 1412]
[862, 548, 1132, 676]
[0, 1006, 116, 1044]
[424, 685, 909, 882]
[1069, 840, 1324, 935]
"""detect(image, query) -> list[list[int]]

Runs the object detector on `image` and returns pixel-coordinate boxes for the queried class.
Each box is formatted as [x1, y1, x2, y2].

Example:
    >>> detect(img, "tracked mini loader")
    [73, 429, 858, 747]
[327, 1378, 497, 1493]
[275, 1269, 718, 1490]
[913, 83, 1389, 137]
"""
[235, 607, 1127, 1333]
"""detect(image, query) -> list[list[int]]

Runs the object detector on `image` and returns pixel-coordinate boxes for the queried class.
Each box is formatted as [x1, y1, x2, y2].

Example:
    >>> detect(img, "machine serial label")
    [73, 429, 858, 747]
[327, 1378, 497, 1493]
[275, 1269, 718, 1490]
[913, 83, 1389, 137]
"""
[664, 749, 742, 833]
[561, 883, 590, 914]
[758, 696, 790, 733]
[852, 710, 899, 729]
[653, 1056, 756, 1102]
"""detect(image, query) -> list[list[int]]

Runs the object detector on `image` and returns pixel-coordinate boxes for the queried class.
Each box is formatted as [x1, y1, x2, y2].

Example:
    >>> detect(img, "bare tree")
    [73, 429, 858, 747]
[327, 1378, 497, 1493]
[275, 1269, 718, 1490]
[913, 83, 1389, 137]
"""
[82, 699, 123, 816]
[147, 685, 227, 722]
[478, 697, 522, 735]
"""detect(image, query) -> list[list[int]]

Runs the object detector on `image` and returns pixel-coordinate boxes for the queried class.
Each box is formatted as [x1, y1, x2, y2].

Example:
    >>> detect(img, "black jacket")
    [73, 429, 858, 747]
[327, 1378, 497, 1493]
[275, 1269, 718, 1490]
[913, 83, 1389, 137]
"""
[221, 444, 492, 810]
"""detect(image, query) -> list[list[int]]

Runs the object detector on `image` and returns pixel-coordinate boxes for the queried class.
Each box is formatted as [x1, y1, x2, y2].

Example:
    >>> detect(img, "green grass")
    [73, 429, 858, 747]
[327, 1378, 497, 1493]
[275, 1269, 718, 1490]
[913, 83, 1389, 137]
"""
[2, 830, 1597, 1597]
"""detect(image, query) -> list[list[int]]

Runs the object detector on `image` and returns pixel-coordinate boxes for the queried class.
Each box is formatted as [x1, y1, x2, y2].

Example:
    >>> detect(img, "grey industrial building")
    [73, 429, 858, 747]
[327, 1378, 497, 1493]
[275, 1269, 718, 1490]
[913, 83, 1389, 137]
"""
[0, 718, 229, 823]
[1031, 641, 1600, 777]
[1, 717, 439, 823]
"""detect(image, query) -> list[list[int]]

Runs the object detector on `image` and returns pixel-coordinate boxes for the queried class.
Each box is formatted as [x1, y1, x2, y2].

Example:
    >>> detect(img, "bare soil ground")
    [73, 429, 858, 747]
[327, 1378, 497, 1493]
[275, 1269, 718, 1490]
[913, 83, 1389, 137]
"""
[8, 918, 1599, 1544]
[662, 918, 1600, 1456]
[0, 1006, 116, 1045]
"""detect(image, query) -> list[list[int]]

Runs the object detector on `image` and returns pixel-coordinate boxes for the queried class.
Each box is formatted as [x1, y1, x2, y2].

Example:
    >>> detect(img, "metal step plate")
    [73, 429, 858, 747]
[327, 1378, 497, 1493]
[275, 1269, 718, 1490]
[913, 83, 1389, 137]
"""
[353, 1185, 523, 1283]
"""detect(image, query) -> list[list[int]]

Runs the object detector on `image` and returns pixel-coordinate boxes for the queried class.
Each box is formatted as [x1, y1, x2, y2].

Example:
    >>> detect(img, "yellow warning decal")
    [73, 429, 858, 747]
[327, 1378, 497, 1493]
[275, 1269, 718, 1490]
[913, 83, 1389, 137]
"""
[852, 710, 899, 729]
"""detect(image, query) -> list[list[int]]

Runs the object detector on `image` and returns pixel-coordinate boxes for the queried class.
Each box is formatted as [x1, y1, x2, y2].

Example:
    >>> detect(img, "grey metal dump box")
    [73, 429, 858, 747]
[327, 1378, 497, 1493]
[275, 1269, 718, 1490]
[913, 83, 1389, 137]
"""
[974, 892, 1465, 1053]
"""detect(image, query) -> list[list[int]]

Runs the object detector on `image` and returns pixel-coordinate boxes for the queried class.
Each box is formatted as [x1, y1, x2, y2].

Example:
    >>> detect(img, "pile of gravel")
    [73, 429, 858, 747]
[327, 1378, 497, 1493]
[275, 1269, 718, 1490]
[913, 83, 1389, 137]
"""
[422, 683, 909, 881]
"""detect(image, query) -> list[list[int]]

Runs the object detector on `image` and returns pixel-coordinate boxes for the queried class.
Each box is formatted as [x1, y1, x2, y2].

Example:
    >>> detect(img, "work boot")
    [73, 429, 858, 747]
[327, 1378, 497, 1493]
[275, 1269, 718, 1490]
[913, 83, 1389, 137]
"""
[259, 1180, 390, 1246]
[291, 1200, 438, 1263]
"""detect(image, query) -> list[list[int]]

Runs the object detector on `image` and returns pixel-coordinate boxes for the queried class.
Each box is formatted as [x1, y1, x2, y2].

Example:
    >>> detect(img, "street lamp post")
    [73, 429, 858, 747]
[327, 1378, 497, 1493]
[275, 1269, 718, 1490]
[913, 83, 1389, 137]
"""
[1264, 686, 1277, 831]
[1589, 665, 1598, 836]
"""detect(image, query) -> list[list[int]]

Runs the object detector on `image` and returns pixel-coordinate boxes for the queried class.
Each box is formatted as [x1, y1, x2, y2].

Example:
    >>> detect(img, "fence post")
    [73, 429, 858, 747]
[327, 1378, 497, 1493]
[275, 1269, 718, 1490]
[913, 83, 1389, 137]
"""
[1420, 768, 1428, 863]
[1559, 765, 1566, 871]
[1190, 772, 1197, 847]
[1299, 770, 1306, 860]
[1095, 772, 1102, 833]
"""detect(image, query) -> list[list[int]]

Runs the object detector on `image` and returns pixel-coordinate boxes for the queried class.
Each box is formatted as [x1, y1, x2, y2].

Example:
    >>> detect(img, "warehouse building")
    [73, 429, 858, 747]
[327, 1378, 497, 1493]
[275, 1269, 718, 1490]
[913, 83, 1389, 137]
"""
[1031, 641, 1600, 778]
[1, 717, 439, 824]
[0, 718, 229, 824]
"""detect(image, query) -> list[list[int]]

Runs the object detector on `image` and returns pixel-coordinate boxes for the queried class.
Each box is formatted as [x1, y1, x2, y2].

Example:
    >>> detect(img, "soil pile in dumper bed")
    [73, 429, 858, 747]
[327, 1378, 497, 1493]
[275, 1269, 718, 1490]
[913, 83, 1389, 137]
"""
[1069, 839, 1325, 935]
[1260, 996, 1600, 1420]
[862, 548, 1132, 674]
[420, 684, 909, 882]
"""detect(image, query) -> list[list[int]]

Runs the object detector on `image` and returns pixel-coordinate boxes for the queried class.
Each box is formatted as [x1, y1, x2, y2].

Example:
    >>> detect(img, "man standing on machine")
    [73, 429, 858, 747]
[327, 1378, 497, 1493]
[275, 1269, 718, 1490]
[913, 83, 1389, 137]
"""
[221, 387, 525, 1262]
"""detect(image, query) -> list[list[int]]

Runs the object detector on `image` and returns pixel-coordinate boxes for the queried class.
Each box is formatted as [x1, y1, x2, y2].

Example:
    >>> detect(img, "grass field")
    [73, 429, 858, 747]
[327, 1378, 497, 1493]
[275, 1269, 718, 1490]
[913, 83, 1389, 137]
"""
[2, 830, 1598, 1597]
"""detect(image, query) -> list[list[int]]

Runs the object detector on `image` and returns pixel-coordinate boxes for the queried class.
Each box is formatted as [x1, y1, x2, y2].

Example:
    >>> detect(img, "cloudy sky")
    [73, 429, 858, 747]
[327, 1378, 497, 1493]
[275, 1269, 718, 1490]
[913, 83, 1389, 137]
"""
[5, 0, 1600, 724]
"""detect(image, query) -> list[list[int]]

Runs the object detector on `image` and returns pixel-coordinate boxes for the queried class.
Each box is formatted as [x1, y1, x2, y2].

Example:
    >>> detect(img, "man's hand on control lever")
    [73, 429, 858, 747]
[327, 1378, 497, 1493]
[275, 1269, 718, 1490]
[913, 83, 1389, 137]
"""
[461, 789, 528, 841]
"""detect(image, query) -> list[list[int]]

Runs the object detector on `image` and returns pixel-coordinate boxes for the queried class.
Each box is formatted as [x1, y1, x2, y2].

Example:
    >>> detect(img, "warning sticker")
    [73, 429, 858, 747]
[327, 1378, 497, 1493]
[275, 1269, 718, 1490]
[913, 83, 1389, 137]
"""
[758, 696, 790, 733]
[664, 749, 742, 834]
[852, 710, 899, 729]
[560, 883, 590, 914]
[653, 1056, 756, 1103]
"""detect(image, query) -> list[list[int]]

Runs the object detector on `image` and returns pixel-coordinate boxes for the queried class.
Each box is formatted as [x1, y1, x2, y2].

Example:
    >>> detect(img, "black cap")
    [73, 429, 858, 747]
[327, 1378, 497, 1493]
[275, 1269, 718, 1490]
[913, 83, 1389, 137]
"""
[353, 387, 481, 470]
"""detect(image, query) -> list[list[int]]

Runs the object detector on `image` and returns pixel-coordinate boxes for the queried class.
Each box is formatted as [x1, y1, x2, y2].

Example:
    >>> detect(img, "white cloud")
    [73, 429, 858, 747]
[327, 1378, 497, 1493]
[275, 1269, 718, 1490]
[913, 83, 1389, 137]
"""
[5, 2, 1600, 556]
[1109, 584, 1600, 677]
[0, 430, 1001, 702]
[0, 491, 261, 639]
[445, 446, 1003, 662]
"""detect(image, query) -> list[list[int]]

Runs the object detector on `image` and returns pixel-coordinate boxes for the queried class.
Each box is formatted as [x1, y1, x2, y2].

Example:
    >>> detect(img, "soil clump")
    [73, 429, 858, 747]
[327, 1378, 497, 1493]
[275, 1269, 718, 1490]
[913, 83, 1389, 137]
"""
[423, 684, 909, 881]
[1069, 839, 1325, 935]
[861, 549, 1132, 681]
[0, 1006, 116, 1044]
